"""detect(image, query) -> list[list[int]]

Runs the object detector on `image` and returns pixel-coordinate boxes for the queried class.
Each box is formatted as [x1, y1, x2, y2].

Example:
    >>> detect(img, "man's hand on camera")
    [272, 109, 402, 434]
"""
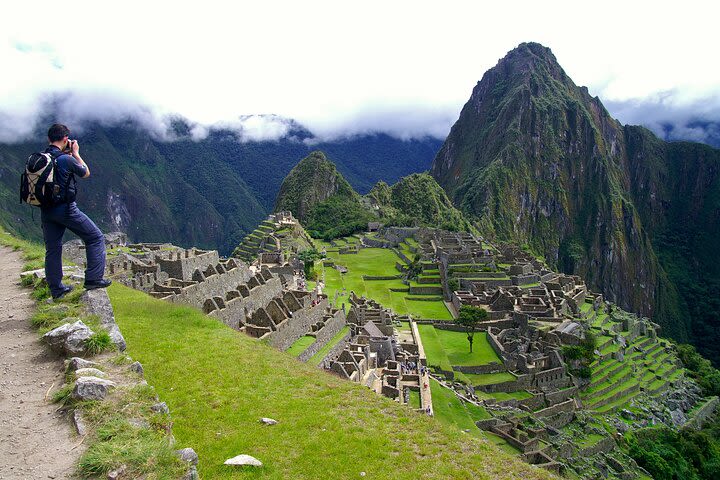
[71, 140, 80, 157]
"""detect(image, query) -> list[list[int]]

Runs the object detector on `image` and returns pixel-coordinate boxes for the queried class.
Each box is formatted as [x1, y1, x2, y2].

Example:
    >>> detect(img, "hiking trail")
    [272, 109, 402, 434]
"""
[0, 247, 80, 479]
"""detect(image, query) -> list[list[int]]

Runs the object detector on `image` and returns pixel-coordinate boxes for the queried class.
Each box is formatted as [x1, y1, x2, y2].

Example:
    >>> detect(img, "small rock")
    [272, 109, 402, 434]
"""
[67, 357, 99, 372]
[224, 454, 263, 467]
[72, 410, 88, 436]
[151, 402, 169, 414]
[72, 376, 117, 401]
[107, 464, 126, 480]
[75, 367, 108, 378]
[176, 448, 199, 465]
[129, 361, 144, 376]
[260, 417, 278, 425]
[43, 320, 94, 356]
[128, 418, 150, 429]
[360, 473, 366, 477]
[182, 466, 199, 480]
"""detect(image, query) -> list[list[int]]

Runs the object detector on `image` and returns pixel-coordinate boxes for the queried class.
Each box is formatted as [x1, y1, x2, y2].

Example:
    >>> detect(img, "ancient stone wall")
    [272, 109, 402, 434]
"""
[156, 249, 219, 281]
[317, 332, 353, 369]
[267, 299, 332, 351]
[454, 363, 505, 374]
[164, 267, 256, 308]
[686, 396, 719, 429]
[295, 312, 348, 363]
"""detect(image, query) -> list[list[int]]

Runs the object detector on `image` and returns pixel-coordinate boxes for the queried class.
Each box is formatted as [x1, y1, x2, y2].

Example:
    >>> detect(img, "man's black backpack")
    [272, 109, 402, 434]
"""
[20, 151, 62, 207]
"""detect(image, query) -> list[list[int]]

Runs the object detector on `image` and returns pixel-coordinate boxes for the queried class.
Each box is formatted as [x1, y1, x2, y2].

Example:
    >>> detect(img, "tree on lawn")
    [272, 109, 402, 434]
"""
[297, 248, 323, 278]
[456, 305, 488, 353]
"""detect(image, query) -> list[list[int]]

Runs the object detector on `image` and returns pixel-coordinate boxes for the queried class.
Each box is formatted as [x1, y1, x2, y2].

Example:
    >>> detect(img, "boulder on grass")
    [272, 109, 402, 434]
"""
[43, 320, 94, 356]
[72, 376, 117, 401]
[224, 454, 262, 467]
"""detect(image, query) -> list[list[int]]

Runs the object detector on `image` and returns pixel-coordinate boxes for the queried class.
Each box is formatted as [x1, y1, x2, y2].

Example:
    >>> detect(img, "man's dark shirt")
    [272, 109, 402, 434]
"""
[44, 145, 87, 204]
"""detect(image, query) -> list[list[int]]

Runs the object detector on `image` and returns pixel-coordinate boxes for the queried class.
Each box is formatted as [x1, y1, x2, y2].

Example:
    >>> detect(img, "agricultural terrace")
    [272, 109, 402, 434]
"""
[312, 236, 453, 320]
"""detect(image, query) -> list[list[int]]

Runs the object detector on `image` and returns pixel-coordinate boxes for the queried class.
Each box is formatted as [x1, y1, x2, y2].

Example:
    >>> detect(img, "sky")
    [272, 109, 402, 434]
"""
[2, 0, 720, 144]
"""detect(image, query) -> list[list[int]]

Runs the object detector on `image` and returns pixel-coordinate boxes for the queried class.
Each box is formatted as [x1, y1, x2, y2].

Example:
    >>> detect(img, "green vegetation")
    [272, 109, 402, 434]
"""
[563, 331, 596, 377]
[306, 196, 374, 241]
[417, 324, 505, 388]
[108, 284, 552, 480]
[456, 305, 489, 353]
[85, 330, 114, 355]
[308, 326, 350, 365]
[627, 423, 720, 480]
[286, 335, 316, 357]
[314, 246, 452, 320]
[297, 248, 323, 279]
[677, 344, 720, 396]
[273, 151, 373, 241]
[369, 173, 473, 232]
[77, 384, 186, 479]
[464, 372, 516, 386]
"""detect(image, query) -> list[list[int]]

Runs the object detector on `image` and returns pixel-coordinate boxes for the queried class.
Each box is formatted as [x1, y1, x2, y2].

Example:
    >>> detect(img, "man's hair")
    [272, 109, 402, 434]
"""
[48, 124, 70, 142]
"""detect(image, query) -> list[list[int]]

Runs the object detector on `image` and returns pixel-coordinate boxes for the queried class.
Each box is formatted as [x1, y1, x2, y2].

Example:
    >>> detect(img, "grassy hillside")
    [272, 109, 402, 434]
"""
[108, 283, 555, 480]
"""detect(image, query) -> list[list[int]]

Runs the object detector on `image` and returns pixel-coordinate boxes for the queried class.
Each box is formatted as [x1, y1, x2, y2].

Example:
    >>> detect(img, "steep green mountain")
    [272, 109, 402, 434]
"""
[274, 150, 375, 240]
[1, 124, 265, 254]
[273, 150, 361, 222]
[0, 123, 440, 255]
[431, 42, 720, 364]
[368, 173, 471, 231]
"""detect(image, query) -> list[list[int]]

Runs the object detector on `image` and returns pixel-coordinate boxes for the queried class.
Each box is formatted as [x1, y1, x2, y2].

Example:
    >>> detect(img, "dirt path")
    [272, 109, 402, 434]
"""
[0, 247, 80, 479]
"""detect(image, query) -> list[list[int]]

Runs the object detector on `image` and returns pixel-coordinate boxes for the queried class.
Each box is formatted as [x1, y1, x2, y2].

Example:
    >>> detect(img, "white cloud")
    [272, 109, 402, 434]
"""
[1, 0, 719, 143]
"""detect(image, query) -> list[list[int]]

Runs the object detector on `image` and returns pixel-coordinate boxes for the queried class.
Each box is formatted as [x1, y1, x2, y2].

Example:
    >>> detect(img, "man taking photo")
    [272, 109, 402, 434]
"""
[42, 123, 111, 299]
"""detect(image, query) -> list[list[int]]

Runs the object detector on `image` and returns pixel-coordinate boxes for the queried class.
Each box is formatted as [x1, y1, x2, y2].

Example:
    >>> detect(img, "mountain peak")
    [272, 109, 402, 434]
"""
[273, 150, 359, 222]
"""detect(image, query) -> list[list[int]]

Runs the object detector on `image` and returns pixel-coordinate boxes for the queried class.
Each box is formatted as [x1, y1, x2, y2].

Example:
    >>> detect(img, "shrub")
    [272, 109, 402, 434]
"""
[85, 331, 113, 355]
[51, 383, 74, 404]
[562, 345, 584, 360]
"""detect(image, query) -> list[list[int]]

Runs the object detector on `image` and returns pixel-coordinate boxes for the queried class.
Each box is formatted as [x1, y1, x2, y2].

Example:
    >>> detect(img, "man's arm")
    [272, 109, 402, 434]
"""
[70, 140, 90, 178]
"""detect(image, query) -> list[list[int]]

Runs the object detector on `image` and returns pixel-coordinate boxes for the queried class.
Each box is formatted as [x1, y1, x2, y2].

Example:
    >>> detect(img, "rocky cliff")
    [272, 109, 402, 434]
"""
[431, 42, 720, 358]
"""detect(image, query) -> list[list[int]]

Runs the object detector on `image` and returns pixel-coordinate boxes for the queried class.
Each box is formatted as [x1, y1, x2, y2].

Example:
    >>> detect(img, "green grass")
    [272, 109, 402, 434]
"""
[308, 326, 350, 365]
[464, 372, 516, 386]
[476, 391, 533, 401]
[417, 324, 453, 374]
[428, 378, 521, 456]
[286, 335, 316, 357]
[315, 247, 452, 320]
[408, 389, 421, 409]
[433, 330, 502, 366]
[108, 284, 552, 480]
[77, 384, 186, 479]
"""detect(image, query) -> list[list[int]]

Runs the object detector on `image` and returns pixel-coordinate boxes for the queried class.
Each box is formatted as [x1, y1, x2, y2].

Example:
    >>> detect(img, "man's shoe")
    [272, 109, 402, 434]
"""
[84, 279, 112, 290]
[52, 286, 73, 300]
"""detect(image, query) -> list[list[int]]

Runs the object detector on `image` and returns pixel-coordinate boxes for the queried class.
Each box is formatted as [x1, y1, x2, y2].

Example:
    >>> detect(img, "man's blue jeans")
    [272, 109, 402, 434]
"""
[41, 202, 106, 297]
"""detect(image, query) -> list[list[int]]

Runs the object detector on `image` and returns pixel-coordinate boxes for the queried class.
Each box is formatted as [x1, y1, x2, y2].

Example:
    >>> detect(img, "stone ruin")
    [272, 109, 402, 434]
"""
[101, 240, 347, 353]
[320, 293, 433, 414]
